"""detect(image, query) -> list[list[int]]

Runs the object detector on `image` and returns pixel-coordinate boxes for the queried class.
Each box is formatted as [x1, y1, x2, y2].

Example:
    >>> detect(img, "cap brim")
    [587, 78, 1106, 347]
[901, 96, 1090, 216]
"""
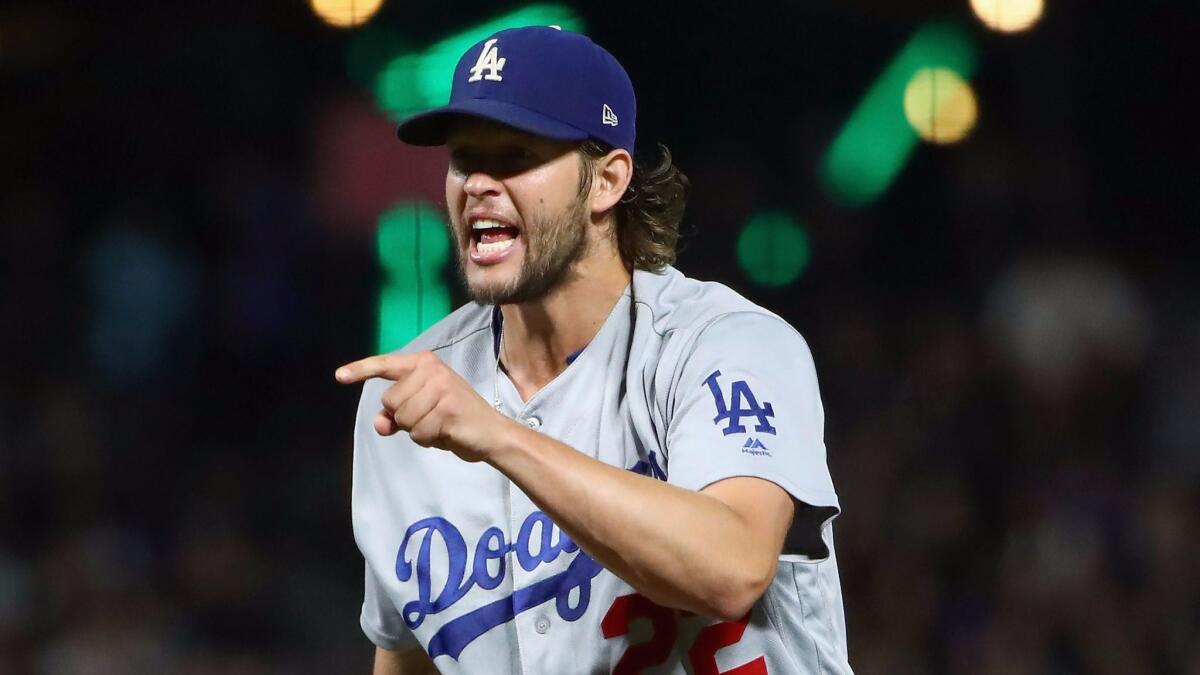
[396, 98, 590, 146]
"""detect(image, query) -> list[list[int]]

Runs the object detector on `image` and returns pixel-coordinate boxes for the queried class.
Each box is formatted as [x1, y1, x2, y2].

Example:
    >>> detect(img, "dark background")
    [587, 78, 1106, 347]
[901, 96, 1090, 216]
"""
[2, 1, 1197, 673]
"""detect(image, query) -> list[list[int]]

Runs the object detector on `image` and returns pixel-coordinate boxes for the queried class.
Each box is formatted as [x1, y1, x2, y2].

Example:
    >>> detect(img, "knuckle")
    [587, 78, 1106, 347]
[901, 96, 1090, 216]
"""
[433, 396, 455, 416]
[380, 388, 400, 410]
[430, 398, 447, 418]
[410, 421, 437, 447]
[431, 376, 449, 397]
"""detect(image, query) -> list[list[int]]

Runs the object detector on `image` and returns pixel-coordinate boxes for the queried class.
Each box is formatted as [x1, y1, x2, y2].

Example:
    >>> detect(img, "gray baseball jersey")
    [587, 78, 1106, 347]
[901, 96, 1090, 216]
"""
[352, 265, 852, 674]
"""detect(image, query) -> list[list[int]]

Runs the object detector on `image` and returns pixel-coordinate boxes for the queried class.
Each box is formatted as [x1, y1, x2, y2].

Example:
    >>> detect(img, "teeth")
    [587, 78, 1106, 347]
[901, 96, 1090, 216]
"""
[472, 219, 510, 230]
[477, 238, 515, 253]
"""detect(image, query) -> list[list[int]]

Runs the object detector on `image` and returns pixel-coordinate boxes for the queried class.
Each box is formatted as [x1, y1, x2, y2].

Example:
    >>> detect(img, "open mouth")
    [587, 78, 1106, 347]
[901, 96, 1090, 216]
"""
[469, 219, 522, 264]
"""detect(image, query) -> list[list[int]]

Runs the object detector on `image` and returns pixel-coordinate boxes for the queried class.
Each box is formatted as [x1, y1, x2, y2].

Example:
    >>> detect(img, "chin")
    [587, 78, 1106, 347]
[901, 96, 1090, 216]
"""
[465, 269, 523, 305]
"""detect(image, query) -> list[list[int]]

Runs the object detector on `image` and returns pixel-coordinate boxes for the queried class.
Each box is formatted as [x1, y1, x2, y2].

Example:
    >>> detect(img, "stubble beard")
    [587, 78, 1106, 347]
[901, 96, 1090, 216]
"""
[455, 195, 591, 306]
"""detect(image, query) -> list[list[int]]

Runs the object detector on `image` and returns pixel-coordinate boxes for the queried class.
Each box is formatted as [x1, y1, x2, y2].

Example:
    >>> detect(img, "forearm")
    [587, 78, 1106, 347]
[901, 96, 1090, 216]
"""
[486, 421, 779, 620]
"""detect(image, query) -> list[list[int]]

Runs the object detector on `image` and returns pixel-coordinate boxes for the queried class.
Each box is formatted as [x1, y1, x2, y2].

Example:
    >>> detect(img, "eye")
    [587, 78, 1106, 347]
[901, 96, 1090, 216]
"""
[446, 145, 541, 177]
[502, 146, 538, 165]
[448, 149, 473, 176]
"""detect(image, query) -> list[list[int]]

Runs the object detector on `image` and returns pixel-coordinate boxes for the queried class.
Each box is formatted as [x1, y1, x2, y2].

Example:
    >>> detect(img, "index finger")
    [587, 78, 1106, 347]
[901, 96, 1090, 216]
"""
[334, 353, 418, 384]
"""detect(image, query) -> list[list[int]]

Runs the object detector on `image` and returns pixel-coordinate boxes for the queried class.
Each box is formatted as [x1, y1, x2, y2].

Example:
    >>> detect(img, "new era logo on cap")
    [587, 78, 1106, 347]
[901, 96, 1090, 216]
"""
[602, 104, 618, 127]
[395, 26, 637, 154]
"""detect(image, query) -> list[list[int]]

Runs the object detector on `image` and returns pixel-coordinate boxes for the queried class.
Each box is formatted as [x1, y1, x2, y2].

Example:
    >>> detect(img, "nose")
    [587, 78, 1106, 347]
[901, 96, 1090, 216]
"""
[463, 170, 503, 199]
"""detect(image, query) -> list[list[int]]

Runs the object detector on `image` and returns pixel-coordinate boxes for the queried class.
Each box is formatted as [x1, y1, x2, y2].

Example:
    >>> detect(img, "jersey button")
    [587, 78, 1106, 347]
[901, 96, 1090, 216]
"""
[534, 616, 550, 634]
[525, 416, 542, 430]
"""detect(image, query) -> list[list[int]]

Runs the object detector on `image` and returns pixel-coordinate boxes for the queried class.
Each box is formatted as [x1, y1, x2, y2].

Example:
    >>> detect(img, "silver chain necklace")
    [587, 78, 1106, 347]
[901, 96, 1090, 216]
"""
[492, 321, 504, 412]
[489, 276, 637, 416]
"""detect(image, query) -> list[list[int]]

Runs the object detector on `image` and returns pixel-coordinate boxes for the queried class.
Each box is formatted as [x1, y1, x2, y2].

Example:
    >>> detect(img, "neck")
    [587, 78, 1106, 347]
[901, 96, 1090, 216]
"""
[499, 248, 631, 398]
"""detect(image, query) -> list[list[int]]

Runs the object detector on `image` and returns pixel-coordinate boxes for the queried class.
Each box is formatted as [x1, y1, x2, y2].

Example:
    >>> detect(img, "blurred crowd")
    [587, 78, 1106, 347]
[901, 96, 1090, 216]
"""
[1, 1, 1196, 673]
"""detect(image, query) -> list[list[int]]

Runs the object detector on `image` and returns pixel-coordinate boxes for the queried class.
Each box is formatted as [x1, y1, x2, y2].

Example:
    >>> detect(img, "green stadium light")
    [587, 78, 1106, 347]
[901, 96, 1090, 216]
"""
[736, 211, 811, 287]
[373, 4, 584, 120]
[819, 21, 978, 208]
[376, 202, 452, 352]
[347, 24, 411, 91]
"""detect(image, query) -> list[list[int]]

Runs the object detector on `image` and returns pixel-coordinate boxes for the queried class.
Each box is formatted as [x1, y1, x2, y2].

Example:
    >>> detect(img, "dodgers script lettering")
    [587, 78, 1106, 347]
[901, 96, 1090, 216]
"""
[394, 511, 603, 660]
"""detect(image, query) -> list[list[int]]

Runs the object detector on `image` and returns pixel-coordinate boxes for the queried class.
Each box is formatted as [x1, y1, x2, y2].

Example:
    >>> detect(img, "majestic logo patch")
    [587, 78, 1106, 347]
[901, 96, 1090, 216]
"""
[703, 370, 777, 436]
[468, 39, 506, 83]
[742, 438, 770, 456]
[602, 103, 619, 127]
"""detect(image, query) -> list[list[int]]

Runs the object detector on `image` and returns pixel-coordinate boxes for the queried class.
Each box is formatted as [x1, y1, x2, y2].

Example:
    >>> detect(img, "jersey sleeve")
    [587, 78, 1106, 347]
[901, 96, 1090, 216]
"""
[665, 311, 840, 528]
[355, 376, 421, 653]
[361, 560, 421, 652]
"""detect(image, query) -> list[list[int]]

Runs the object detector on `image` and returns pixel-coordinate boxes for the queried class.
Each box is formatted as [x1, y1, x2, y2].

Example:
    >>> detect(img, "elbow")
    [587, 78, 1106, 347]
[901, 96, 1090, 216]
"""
[702, 560, 776, 623]
[706, 599, 755, 625]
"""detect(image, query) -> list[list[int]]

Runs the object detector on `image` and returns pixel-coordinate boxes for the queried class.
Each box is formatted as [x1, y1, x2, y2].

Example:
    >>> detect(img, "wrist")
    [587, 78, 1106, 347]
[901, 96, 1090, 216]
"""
[480, 413, 528, 466]
[482, 415, 536, 468]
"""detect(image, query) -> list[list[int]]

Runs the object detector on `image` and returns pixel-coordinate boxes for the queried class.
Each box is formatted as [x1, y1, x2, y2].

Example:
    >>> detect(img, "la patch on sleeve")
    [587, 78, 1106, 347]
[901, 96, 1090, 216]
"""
[703, 369, 776, 455]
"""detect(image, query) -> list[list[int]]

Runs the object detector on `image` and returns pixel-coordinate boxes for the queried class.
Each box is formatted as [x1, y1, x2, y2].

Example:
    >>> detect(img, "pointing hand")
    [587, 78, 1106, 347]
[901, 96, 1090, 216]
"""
[336, 351, 511, 462]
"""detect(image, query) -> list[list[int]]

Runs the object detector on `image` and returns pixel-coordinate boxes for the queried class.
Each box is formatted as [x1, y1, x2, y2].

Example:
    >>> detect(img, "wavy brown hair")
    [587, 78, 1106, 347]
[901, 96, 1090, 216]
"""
[577, 140, 689, 271]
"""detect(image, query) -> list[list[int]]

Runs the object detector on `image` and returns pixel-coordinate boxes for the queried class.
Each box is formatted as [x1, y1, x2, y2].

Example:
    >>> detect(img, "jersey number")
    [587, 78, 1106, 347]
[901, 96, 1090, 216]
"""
[601, 593, 768, 674]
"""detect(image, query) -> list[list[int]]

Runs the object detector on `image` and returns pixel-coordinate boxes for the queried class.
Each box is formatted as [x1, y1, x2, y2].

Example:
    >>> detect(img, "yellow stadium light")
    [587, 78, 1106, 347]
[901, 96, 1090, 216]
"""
[969, 0, 1044, 33]
[311, 0, 385, 29]
[903, 67, 978, 144]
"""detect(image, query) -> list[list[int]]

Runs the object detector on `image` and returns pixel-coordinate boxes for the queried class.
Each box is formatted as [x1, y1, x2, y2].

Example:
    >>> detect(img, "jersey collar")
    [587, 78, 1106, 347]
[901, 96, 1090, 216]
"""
[490, 306, 586, 365]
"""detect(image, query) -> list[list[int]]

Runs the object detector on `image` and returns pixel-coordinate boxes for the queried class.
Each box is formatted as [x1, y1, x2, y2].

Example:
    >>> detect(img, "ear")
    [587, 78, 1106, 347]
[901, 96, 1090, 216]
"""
[587, 148, 633, 216]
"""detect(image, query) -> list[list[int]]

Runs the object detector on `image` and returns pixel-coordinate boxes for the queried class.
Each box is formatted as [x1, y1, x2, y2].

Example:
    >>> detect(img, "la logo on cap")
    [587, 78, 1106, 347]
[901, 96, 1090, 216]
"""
[468, 38, 505, 83]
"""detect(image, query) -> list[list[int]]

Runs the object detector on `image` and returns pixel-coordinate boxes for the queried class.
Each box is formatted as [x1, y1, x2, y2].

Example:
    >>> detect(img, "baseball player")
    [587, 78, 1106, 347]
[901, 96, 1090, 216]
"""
[337, 26, 852, 675]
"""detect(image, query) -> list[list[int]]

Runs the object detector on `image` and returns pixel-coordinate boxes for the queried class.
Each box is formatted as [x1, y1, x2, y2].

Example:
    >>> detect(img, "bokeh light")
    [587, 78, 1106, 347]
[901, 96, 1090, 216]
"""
[736, 211, 811, 287]
[87, 227, 196, 387]
[819, 21, 978, 207]
[310, 0, 385, 29]
[376, 201, 452, 352]
[969, 0, 1045, 33]
[312, 97, 446, 237]
[904, 67, 978, 144]
[346, 24, 409, 90]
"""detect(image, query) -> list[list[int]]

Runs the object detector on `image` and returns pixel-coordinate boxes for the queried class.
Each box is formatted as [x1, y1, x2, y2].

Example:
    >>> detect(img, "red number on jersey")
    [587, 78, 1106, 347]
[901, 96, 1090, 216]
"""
[687, 612, 767, 675]
[601, 593, 678, 674]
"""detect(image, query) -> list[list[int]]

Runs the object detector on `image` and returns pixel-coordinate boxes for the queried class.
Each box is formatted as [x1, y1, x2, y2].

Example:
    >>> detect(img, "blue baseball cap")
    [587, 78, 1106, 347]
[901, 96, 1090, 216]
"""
[396, 26, 637, 153]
